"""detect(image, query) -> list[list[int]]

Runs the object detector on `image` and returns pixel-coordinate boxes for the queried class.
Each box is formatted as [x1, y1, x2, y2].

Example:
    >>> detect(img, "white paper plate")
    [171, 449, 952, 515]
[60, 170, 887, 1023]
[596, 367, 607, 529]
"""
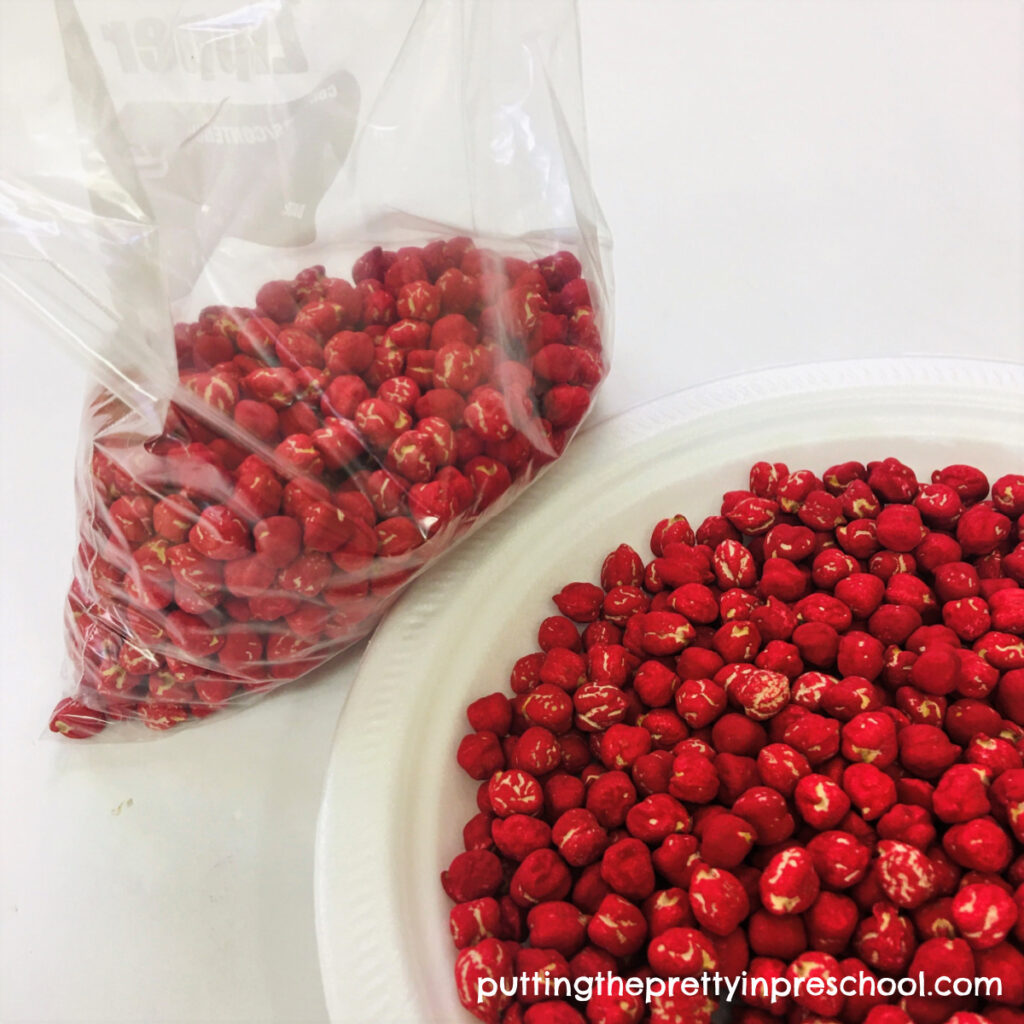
[315, 357, 1024, 1024]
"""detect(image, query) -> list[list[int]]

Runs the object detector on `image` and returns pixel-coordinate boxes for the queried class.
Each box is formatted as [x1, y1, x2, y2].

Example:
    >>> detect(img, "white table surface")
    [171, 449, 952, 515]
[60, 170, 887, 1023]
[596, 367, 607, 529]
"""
[1, 2, 1021, 1022]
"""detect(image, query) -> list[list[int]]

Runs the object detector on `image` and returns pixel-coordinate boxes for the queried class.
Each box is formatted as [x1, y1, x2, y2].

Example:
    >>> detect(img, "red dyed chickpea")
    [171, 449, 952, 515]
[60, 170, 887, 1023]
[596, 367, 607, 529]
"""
[600, 837, 656, 902]
[756, 744, 812, 798]
[468, 693, 513, 736]
[727, 668, 790, 721]
[854, 901, 917, 973]
[943, 818, 1013, 873]
[442, 849, 504, 903]
[646, 926, 718, 977]
[489, 770, 544, 818]
[526, 902, 589, 960]
[689, 862, 750, 935]
[759, 848, 820, 916]
[587, 894, 647, 957]
[951, 882, 1019, 950]
[551, 808, 608, 868]
[785, 950, 844, 1016]
[674, 678, 727, 729]
[875, 840, 938, 909]
[492, 814, 552, 862]
[933, 764, 992, 824]
[598, 724, 652, 771]
[450, 897, 502, 949]
[521, 684, 574, 734]
[748, 909, 807, 960]
[668, 753, 720, 805]
[624, 793, 690, 845]
[453, 937, 515, 1022]
[806, 830, 871, 890]
[877, 803, 936, 850]
[876, 504, 927, 552]
[510, 848, 572, 907]
[586, 771, 638, 830]
[958, 503, 1012, 556]
[898, 724, 961, 778]
[843, 762, 897, 820]
[458, 732, 506, 780]
[975, 942, 1024, 1007]
[699, 812, 756, 869]
[794, 774, 851, 829]
[733, 787, 797, 846]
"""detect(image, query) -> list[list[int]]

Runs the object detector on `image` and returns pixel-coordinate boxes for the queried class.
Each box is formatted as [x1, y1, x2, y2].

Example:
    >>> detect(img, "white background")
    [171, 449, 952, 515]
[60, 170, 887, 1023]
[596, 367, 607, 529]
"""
[1, 1, 1021, 1022]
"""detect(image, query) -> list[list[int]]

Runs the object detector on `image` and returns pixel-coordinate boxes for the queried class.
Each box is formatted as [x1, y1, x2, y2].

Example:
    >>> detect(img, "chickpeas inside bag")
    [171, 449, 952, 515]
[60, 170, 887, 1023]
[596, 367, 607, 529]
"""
[0, 0, 612, 737]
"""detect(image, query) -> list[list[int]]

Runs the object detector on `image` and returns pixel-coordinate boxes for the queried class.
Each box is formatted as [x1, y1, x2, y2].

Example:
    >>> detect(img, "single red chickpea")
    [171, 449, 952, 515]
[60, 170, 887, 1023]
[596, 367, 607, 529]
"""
[951, 882, 1019, 950]
[806, 830, 872, 890]
[820, 675, 884, 721]
[783, 712, 841, 766]
[958, 503, 1012, 556]
[453, 937, 516, 1022]
[521, 684, 574, 734]
[492, 814, 552, 863]
[510, 848, 572, 907]
[450, 897, 503, 949]
[631, 750, 674, 798]
[699, 812, 756, 869]
[875, 840, 938, 909]
[526, 902, 589, 960]
[877, 804, 936, 850]
[942, 818, 1013, 873]
[713, 539, 758, 589]
[748, 909, 808, 960]
[646, 926, 718, 977]
[598, 725, 652, 771]
[975, 942, 1024, 1006]
[573, 683, 629, 734]
[442, 849, 504, 903]
[794, 774, 852, 829]
[552, 808, 608, 867]
[641, 887, 693, 943]
[733, 787, 797, 846]
[727, 668, 791, 721]
[841, 711, 899, 767]
[586, 771, 638, 830]
[586, 893, 648, 957]
[458, 732, 506, 780]
[625, 793, 690, 845]
[876, 504, 927, 552]
[668, 753, 720, 805]
[966, 734, 1023, 774]
[990, 472, 1024, 519]
[853, 901, 917, 973]
[585, 645, 634, 687]
[710, 712, 767, 757]
[843, 762, 898, 821]
[933, 764, 992, 823]
[898, 724, 961, 778]
[911, 897, 957, 941]
[632, 661, 680, 710]
[688, 862, 750, 935]
[636, 611, 696, 656]
[903, 938, 977, 1020]
[600, 837, 656, 902]
[743, 957, 790, 1014]
[488, 769, 544, 818]
[785, 950, 845, 1017]
[759, 847, 820, 915]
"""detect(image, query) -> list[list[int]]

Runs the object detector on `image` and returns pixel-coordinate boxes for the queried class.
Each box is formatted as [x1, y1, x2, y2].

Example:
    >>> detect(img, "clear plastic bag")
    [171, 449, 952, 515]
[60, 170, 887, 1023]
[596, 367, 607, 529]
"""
[0, 0, 612, 736]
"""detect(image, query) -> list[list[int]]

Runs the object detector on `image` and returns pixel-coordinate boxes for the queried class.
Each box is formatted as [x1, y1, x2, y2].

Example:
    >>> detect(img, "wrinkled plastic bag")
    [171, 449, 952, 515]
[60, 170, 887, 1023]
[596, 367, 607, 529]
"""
[0, 0, 612, 737]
